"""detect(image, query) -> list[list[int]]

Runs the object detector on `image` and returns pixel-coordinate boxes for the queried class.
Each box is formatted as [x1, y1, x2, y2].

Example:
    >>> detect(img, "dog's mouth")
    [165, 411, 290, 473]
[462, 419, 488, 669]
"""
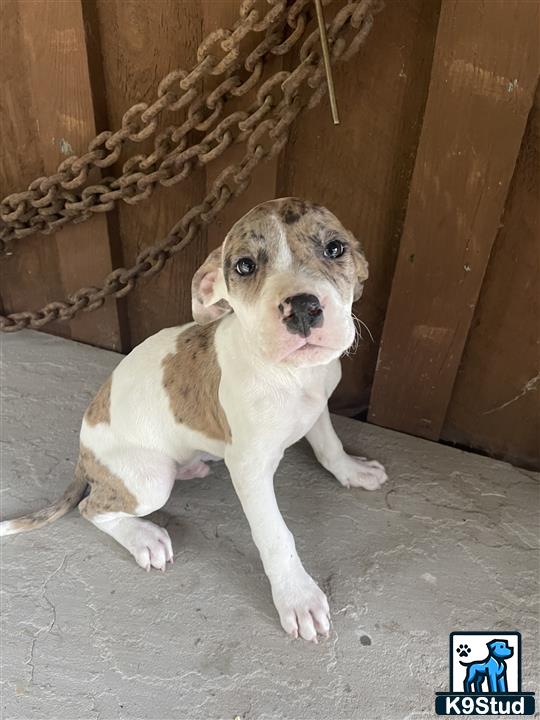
[297, 341, 339, 352]
[263, 304, 356, 365]
[280, 338, 342, 362]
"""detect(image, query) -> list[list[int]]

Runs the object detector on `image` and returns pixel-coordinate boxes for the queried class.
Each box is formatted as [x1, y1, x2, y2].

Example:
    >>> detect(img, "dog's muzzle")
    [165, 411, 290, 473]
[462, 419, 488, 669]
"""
[280, 293, 323, 337]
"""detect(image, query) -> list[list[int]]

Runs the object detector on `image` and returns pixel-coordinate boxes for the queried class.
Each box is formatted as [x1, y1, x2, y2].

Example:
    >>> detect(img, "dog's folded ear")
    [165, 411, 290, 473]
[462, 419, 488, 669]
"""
[191, 245, 232, 325]
[350, 235, 369, 301]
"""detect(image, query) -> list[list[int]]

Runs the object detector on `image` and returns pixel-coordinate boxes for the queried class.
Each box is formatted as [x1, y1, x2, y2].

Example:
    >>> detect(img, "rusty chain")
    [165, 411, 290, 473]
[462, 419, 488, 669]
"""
[0, 0, 383, 332]
[0, 0, 321, 252]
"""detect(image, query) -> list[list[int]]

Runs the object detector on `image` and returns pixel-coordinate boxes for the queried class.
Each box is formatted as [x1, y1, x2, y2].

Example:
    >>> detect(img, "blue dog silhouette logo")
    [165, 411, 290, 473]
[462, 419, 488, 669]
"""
[458, 638, 513, 693]
[435, 631, 535, 715]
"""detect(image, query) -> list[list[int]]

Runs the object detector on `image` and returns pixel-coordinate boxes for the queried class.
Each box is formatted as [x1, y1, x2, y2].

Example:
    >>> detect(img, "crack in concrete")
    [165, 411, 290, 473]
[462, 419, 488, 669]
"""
[24, 553, 69, 686]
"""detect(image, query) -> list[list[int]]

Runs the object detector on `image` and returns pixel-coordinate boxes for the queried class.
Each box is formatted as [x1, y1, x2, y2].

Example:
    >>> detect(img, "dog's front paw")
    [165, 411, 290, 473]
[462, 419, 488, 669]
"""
[272, 571, 330, 642]
[336, 456, 388, 490]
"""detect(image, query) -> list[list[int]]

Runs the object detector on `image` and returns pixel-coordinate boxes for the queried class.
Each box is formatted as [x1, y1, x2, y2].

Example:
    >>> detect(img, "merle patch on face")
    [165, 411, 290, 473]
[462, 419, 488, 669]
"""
[250, 230, 266, 243]
[284, 209, 301, 224]
[282, 198, 309, 225]
[257, 248, 269, 266]
[222, 229, 274, 300]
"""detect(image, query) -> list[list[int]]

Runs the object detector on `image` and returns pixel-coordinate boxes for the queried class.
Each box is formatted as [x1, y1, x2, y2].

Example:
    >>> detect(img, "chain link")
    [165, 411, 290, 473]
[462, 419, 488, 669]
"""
[0, 0, 383, 332]
[0, 0, 324, 253]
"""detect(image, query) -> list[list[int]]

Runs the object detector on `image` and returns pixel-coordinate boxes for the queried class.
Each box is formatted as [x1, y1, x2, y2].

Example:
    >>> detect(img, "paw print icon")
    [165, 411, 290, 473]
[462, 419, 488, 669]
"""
[456, 643, 471, 658]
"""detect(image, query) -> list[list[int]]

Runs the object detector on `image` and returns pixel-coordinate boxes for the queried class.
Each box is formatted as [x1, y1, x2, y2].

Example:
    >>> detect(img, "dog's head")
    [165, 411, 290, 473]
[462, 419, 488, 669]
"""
[192, 198, 368, 367]
[488, 640, 513, 660]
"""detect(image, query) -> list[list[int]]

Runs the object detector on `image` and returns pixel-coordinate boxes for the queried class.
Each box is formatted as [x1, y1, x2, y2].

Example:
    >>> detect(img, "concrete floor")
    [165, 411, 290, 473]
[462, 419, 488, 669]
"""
[1, 330, 538, 720]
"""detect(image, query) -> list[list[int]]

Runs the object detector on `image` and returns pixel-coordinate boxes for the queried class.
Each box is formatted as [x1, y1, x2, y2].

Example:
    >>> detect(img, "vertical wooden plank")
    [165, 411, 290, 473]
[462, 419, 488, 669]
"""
[442, 84, 540, 470]
[279, 0, 441, 415]
[95, 0, 206, 348]
[368, 0, 540, 439]
[82, 0, 130, 349]
[2, 0, 123, 350]
[0, 0, 69, 341]
[203, 2, 282, 254]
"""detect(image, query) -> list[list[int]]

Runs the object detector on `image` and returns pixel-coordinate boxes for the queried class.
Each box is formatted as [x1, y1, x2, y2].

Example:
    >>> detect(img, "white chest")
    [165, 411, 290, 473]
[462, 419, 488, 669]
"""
[240, 370, 333, 450]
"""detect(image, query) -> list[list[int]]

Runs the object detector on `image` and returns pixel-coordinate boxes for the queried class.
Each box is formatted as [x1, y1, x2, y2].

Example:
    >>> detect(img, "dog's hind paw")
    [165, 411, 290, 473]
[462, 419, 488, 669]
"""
[126, 520, 174, 572]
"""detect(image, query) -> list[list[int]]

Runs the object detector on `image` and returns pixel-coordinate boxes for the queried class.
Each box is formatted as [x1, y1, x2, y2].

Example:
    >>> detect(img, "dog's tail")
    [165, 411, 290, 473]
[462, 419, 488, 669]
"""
[0, 461, 87, 537]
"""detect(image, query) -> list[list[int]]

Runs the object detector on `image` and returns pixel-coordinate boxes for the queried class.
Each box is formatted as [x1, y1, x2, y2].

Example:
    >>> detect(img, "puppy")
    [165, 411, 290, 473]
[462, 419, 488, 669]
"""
[1, 198, 387, 642]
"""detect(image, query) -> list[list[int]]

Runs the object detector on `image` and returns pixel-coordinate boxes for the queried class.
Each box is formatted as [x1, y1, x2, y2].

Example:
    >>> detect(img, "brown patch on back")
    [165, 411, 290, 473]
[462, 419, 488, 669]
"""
[162, 323, 231, 442]
[85, 376, 112, 426]
[78, 445, 138, 519]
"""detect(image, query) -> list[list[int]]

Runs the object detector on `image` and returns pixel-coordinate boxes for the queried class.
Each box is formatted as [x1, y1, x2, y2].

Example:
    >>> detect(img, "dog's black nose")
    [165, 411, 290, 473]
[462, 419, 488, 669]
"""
[281, 293, 323, 337]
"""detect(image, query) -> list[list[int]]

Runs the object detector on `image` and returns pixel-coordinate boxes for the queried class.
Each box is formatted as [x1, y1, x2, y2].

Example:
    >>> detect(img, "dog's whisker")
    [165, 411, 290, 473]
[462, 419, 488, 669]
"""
[351, 313, 374, 344]
[344, 321, 361, 357]
[359, 320, 374, 344]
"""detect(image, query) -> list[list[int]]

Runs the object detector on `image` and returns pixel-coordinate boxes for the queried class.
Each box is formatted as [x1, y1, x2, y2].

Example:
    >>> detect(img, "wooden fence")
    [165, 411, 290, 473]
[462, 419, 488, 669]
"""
[1, 0, 539, 468]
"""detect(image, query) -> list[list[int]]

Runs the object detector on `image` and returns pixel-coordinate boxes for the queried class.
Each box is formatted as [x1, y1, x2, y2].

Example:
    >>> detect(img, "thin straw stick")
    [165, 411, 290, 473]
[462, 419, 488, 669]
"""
[314, 0, 340, 125]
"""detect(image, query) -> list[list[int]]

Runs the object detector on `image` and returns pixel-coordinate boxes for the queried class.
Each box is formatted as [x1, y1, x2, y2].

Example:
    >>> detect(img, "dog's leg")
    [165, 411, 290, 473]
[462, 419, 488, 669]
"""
[175, 460, 210, 480]
[306, 408, 387, 489]
[487, 667, 500, 693]
[474, 678, 484, 693]
[79, 447, 176, 571]
[497, 674, 507, 692]
[225, 448, 330, 642]
[176, 452, 222, 479]
[463, 671, 474, 693]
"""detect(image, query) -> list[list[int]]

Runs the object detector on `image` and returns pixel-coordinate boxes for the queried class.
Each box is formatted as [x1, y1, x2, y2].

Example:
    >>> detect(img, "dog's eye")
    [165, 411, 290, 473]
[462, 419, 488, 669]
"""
[235, 257, 256, 276]
[323, 239, 345, 259]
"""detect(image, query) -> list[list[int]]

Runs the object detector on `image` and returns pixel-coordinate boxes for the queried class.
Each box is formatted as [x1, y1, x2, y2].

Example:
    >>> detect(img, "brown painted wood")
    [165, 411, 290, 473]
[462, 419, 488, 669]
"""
[1, 0, 122, 350]
[203, 1, 283, 254]
[278, 0, 441, 416]
[0, 0, 70, 340]
[94, 0, 207, 349]
[442, 84, 540, 470]
[368, 0, 540, 439]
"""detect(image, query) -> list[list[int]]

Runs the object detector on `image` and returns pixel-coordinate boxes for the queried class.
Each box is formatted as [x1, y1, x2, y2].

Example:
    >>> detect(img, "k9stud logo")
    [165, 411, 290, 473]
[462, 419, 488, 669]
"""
[435, 632, 535, 715]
